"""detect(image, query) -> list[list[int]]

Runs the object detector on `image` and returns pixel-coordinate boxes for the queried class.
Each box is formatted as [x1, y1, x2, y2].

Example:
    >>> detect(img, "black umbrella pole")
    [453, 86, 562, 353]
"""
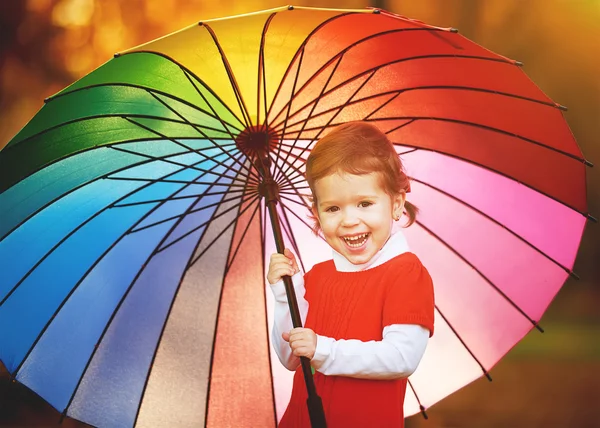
[265, 199, 327, 428]
[259, 174, 326, 427]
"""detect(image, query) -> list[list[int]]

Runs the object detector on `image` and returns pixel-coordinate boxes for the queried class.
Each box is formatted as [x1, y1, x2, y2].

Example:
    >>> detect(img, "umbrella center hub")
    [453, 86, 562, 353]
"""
[235, 125, 279, 157]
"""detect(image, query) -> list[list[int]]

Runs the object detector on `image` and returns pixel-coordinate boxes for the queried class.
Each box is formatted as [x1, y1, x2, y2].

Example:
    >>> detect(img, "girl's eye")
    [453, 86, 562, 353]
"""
[325, 206, 339, 213]
[359, 201, 372, 208]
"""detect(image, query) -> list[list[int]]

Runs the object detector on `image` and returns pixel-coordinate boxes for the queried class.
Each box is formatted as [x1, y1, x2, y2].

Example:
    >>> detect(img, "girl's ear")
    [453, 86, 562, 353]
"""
[310, 203, 323, 236]
[392, 191, 406, 219]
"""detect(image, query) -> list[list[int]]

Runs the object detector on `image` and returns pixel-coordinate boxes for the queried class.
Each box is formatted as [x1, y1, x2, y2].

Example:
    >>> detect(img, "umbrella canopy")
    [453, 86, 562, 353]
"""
[0, 6, 591, 427]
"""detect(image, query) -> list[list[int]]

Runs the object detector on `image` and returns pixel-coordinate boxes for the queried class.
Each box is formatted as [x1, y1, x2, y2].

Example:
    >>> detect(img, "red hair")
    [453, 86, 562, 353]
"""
[305, 121, 417, 233]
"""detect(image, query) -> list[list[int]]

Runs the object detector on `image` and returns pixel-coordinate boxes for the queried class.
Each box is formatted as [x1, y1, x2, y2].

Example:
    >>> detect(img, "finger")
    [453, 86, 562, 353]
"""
[272, 255, 298, 275]
[281, 331, 290, 342]
[290, 341, 309, 352]
[269, 256, 291, 269]
[292, 346, 312, 358]
[269, 253, 284, 264]
[270, 266, 296, 281]
[272, 260, 296, 271]
[277, 266, 296, 278]
[289, 327, 311, 337]
[283, 248, 295, 261]
[283, 248, 299, 270]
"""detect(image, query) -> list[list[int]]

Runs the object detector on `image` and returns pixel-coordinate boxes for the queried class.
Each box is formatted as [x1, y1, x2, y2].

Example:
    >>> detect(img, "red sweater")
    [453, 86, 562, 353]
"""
[279, 252, 434, 428]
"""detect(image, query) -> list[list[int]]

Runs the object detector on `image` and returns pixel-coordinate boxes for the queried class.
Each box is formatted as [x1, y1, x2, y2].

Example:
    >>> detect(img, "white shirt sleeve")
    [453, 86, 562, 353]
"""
[269, 272, 307, 371]
[311, 324, 430, 379]
[269, 273, 430, 379]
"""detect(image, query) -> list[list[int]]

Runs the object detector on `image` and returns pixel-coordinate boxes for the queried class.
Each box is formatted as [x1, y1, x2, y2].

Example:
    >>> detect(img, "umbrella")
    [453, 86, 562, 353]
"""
[0, 5, 592, 427]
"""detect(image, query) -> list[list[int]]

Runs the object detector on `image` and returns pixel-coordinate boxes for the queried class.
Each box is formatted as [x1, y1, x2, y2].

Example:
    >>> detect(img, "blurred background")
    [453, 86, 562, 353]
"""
[0, 0, 598, 427]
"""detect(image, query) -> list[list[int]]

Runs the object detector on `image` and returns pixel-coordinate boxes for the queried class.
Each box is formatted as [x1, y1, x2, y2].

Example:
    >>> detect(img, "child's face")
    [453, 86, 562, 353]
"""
[313, 172, 405, 265]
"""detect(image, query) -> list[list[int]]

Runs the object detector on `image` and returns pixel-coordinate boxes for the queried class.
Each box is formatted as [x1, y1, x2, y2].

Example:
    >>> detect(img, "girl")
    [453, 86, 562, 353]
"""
[268, 121, 434, 427]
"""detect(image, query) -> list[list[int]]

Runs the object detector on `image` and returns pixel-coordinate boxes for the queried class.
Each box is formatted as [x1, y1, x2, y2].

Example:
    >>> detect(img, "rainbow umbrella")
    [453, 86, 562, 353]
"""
[0, 6, 592, 427]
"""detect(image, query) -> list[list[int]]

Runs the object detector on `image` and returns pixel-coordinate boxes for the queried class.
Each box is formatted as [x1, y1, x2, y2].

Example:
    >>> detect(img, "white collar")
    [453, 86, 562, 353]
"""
[332, 230, 410, 272]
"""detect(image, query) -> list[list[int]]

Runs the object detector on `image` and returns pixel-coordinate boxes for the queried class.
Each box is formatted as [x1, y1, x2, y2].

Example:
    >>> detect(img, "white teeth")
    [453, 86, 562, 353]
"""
[343, 233, 369, 247]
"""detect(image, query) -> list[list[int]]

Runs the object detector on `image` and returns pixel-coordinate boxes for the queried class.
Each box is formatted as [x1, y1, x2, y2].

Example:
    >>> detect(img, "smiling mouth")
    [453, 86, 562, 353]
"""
[342, 233, 370, 248]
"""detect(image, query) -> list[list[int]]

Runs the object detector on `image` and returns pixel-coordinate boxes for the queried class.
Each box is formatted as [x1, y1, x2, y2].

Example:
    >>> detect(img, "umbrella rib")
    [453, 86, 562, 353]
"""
[392, 141, 588, 218]
[257, 12, 278, 127]
[9, 154, 234, 383]
[273, 89, 396, 188]
[144, 90, 261, 183]
[279, 193, 310, 210]
[434, 304, 493, 380]
[187, 195, 260, 268]
[107, 139, 237, 149]
[275, 68, 379, 182]
[266, 11, 358, 120]
[410, 176, 579, 278]
[123, 115, 259, 185]
[260, 200, 267, 252]
[141, 50, 247, 129]
[269, 27, 471, 126]
[0, 151, 246, 308]
[278, 202, 301, 255]
[274, 88, 390, 188]
[201, 198, 264, 425]
[223, 201, 262, 274]
[113, 188, 245, 209]
[46, 50, 247, 132]
[181, 70, 241, 141]
[413, 219, 544, 332]
[3, 113, 234, 153]
[269, 54, 540, 128]
[202, 23, 252, 128]
[276, 139, 311, 150]
[278, 195, 319, 275]
[109, 144, 245, 187]
[130, 166, 253, 427]
[293, 67, 378, 147]
[286, 114, 588, 167]
[271, 46, 306, 183]
[280, 175, 311, 192]
[271, 143, 312, 190]
[127, 191, 253, 235]
[278, 195, 317, 234]
[348, 92, 402, 124]
[43, 82, 244, 133]
[272, 149, 311, 190]
[110, 133, 255, 188]
[277, 85, 562, 134]
[272, 148, 314, 195]
[277, 200, 310, 274]
[65, 175, 235, 421]
[279, 185, 311, 193]
[274, 53, 344, 184]
[105, 175, 247, 188]
[0, 142, 235, 244]
[156, 193, 259, 256]
[406, 380, 429, 420]
[277, 199, 327, 255]
[396, 147, 419, 155]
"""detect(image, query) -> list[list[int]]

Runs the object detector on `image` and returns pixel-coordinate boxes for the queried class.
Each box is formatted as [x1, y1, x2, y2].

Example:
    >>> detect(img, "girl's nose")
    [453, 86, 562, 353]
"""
[340, 209, 359, 226]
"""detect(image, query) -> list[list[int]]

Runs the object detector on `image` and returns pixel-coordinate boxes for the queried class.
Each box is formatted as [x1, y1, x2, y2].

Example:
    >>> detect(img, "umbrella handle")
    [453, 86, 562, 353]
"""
[268, 216, 327, 426]
[258, 154, 326, 427]
[282, 275, 327, 428]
